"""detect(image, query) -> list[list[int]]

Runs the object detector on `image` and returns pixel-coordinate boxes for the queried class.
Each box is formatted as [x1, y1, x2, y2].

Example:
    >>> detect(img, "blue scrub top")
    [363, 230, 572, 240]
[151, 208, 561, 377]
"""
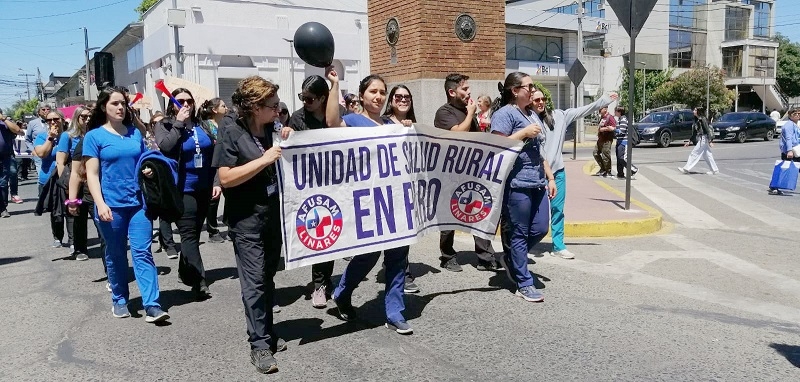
[34, 133, 59, 185]
[56, 131, 81, 157]
[179, 125, 215, 193]
[82, 126, 145, 208]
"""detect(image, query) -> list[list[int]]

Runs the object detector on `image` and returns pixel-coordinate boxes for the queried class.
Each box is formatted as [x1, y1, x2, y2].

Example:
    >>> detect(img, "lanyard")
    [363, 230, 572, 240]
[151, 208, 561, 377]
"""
[251, 133, 266, 154]
[514, 105, 546, 147]
[190, 126, 201, 155]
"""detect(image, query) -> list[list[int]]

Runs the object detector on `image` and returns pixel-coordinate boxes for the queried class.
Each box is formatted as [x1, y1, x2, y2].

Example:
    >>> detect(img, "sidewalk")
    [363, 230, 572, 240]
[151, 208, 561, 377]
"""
[557, 159, 662, 237]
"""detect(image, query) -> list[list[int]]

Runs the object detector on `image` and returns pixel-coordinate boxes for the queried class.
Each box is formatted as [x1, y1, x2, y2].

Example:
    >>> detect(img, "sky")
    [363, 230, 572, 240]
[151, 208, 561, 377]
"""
[1, 0, 799, 111]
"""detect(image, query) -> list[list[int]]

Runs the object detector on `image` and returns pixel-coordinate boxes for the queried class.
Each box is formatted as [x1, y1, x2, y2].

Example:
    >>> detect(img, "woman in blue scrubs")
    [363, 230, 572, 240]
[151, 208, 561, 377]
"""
[82, 87, 168, 322]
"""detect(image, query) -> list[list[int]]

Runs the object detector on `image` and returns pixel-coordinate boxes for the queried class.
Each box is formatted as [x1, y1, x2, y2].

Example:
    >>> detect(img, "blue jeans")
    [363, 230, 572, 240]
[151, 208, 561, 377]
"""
[334, 246, 408, 323]
[0, 156, 9, 212]
[550, 169, 566, 252]
[8, 156, 18, 196]
[97, 205, 161, 308]
[501, 187, 550, 289]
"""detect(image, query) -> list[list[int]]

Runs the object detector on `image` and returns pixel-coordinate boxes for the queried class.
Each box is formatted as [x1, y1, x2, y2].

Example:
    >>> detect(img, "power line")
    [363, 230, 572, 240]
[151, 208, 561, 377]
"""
[0, 0, 131, 21]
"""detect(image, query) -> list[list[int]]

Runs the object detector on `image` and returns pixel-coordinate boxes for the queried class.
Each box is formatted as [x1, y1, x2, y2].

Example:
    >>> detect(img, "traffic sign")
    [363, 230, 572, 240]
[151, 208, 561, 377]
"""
[607, 0, 658, 39]
[567, 58, 587, 86]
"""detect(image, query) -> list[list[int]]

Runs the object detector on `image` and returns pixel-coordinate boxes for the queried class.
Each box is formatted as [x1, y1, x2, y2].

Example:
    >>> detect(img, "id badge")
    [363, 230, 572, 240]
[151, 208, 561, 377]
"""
[193, 153, 203, 168]
[266, 183, 277, 196]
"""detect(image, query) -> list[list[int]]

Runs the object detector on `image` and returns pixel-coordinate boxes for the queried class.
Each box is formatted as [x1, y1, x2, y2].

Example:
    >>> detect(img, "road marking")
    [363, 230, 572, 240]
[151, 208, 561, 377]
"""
[632, 173, 727, 229]
[649, 166, 800, 231]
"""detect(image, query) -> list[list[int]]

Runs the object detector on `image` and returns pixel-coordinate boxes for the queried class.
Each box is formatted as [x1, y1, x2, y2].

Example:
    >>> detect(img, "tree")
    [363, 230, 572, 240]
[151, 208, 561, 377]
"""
[650, 67, 735, 117]
[4, 98, 38, 121]
[776, 33, 800, 98]
[135, 0, 159, 18]
[616, 67, 672, 121]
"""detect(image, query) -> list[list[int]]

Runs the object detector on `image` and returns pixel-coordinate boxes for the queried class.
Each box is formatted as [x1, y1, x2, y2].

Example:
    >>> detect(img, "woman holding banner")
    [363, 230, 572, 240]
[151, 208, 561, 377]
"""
[490, 72, 556, 303]
[156, 88, 218, 300]
[324, 68, 414, 335]
[533, 87, 618, 260]
[212, 76, 291, 374]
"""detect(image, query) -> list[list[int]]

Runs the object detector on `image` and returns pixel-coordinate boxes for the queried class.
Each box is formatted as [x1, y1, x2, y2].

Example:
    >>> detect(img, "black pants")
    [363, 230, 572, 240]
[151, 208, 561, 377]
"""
[206, 197, 221, 236]
[73, 198, 107, 273]
[51, 215, 74, 245]
[158, 218, 177, 251]
[17, 158, 30, 179]
[311, 259, 415, 290]
[439, 230, 495, 262]
[176, 191, 210, 284]
[230, 202, 282, 350]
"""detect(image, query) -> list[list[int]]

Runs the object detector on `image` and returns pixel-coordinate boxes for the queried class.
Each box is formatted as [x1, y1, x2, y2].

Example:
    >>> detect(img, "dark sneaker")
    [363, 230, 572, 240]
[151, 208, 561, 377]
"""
[594, 170, 605, 176]
[144, 306, 170, 323]
[165, 248, 179, 260]
[0, 210, 10, 218]
[440, 257, 463, 272]
[112, 304, 130, 318]
[768, 188, 784, 195]
[311, 285, 327, 308]
[250, 349, 278, 374]
[74, 252, 89, 261]
[386, 320, 413, 335]
[208, 233, 225, 243]
[333, 296, 357, 321]
[193, 280, 211, 300]
[403, 280, 420, 294]
[515, 285, 545, 302]
[476, 259, 501, 272]
[270, 337, 287, 354]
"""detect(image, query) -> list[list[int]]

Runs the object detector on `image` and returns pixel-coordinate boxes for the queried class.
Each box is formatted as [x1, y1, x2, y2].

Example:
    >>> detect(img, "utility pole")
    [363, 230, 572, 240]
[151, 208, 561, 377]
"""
[553, 55, 561, 109]
[638, 61, 646, 119]
[36, 67, 43, 101]
[284, 38, 297, 112]
[624, 1, 637, 211]
[576, 3, 584, 143]
[706, 68, 711, 119]
[17, 70, 34, 100]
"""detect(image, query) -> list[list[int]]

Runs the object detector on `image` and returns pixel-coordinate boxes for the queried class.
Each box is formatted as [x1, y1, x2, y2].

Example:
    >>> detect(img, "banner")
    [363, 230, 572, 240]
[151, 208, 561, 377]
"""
[277, 123, 523, 269]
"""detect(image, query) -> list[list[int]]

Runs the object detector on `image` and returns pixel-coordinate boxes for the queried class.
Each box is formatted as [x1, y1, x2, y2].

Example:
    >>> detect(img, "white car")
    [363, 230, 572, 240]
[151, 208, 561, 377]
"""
[776, 113, 790, 137]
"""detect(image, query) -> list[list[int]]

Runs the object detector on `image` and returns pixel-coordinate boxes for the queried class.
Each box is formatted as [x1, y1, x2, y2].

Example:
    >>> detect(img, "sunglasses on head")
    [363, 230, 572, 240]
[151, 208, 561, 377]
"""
[393, 94, 412, 102]
[298, 94, 317, 103]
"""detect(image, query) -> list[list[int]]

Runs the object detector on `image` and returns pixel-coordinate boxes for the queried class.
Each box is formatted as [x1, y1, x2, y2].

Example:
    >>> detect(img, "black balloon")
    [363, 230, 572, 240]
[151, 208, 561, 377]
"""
[293, 22, 335, 68]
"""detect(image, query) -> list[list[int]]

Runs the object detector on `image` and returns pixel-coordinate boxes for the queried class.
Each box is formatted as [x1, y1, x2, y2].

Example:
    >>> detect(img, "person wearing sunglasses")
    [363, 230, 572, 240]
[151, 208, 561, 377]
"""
[344, 93, 362, 115]
[489, 72, 556, 303]
[530, 86, 617, 261]
[277, 102, 290, 127]
[434, 73, 501, 273]
[35, 110, 73, 249]
[287, 75, 348, 309]
[58, 106, 92, 260]
[26, 104, 53, 196]
[155, 88, 218, 300]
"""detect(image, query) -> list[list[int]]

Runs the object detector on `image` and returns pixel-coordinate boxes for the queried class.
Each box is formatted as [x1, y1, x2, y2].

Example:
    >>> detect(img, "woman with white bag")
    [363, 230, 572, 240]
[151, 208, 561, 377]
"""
[769, 108, 800, 195]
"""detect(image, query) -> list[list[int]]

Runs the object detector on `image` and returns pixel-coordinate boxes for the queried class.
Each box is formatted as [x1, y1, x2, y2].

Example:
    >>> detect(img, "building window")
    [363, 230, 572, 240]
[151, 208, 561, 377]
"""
[669, 29, 705, 68]
[722, 46, 743, 77]
[669, 0, 704, 29]
[584, 35, 605, 56]
[725, 6, 750, 41]
[547, 0, 605, 18]
[506, 33, 563, 62]
[743, 0, 770, 38]
[750, 45, 775, 77]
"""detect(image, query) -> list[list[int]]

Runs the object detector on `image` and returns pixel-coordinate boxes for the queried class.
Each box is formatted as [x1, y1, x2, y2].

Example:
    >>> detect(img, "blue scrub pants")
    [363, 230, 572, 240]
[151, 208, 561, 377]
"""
[550, 169, 566, 252]
[97, 205, 161, 309]
[334, 245, 408, 324]
[501, 187, 550, 289]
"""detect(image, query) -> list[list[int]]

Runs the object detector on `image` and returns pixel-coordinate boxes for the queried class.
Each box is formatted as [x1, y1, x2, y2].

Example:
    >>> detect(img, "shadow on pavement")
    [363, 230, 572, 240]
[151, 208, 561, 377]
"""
[488, 271, 549, 290]
[769, 343, 800, 368]
[0, 256, 32, 266]
[590, 198, 626, 209]
[275, 286, 501, 345]
[205, 266, 238, 285]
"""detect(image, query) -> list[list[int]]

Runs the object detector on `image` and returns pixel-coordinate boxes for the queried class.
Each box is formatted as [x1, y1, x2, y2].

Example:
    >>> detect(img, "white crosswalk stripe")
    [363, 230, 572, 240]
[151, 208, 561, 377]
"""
[647, 166, 800, 231]
[632, 173, 728, 229]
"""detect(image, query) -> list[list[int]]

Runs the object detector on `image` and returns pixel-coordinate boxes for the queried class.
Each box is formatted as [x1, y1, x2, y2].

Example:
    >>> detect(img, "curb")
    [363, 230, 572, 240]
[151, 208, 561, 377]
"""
[562, 141, 596, 149]
[565, 161, 662, 237]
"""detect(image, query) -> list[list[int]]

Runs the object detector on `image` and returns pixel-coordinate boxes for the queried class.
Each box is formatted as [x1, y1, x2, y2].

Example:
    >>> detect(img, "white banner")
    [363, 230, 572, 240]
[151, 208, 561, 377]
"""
[277, 124, 523, 269]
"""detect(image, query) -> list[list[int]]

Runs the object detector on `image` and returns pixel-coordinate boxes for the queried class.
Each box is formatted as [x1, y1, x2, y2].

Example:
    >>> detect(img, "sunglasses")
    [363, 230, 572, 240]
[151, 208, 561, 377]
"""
[280, 110, 289, 115]
[393, 94, 412, 102]
[46, 118, 61, 123]
[176, 99, 194, 106]
[531, 97, 545, 103]
[79, 114, 90, 120]
[298, 94, 317, 103]
[264, 102, 281, 110]
[516, 84, 535, 91]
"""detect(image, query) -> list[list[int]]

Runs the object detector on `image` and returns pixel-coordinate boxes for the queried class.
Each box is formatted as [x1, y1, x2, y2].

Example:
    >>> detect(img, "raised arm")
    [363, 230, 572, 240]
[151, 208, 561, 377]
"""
[561, 93, 618, 127]
[325, 68, 347, 128]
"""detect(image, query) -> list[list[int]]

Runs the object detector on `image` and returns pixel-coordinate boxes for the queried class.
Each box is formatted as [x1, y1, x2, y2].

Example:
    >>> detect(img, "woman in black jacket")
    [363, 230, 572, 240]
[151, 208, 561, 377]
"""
[155, 88, 218, 299]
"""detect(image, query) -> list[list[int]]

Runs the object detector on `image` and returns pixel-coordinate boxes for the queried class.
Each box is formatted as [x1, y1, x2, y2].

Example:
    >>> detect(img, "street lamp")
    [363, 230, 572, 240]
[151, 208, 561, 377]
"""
[638, 61, 646, 119]
[754, 68, 766, 113]
[552, 55, 561, 109]
[83, 27, 100, 102]
[283, 38, 296, 113]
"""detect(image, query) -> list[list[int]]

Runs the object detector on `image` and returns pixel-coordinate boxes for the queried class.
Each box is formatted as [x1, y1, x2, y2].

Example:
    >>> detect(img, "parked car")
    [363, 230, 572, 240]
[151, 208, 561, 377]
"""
[634, 110, 695, 148]
[776, 113, 790, 137]
[711, 112, 776, 143]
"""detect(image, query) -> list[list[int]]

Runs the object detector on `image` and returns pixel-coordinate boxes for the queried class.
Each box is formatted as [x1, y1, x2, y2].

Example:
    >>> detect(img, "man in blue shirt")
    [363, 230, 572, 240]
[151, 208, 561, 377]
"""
[1, 109, 24, 218]
[25, 103, 51, 185]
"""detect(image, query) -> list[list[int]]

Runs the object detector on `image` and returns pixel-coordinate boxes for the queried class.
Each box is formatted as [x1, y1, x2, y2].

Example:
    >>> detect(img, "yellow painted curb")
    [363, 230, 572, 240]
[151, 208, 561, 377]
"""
[562, 141, 596, 149]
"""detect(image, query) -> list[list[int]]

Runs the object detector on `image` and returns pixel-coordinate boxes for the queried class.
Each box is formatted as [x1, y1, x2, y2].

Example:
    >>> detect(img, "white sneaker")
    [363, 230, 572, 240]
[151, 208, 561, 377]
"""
[551, 249, 576, 259]
[706, 171, 719, 175]
[678, 167, 688, 174]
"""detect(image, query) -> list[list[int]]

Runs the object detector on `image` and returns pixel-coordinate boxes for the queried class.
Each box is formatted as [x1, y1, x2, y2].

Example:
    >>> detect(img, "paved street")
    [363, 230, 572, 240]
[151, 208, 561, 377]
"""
[2, 139, 800, 380]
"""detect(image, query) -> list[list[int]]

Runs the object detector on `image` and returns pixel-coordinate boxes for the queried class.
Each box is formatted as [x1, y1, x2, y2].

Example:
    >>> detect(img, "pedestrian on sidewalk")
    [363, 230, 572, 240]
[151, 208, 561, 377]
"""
[679, 107, 718, 175]
[537, 88, 618, 260]
[614, 106, 638, 180]
[769, 107, 800, 195]
[434, 73, 501, 273]
[490, 72, 557, 303]
[326, 68, 414, 334]
[83, 87, 168, 323]
[593, 106, 616, 177]
[1, 110, 24, 218]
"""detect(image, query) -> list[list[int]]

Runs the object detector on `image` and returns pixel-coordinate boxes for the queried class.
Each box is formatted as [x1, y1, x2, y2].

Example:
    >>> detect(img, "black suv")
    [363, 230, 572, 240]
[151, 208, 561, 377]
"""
[711, 112, 776, 143]
[634, 110, 694, 148]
